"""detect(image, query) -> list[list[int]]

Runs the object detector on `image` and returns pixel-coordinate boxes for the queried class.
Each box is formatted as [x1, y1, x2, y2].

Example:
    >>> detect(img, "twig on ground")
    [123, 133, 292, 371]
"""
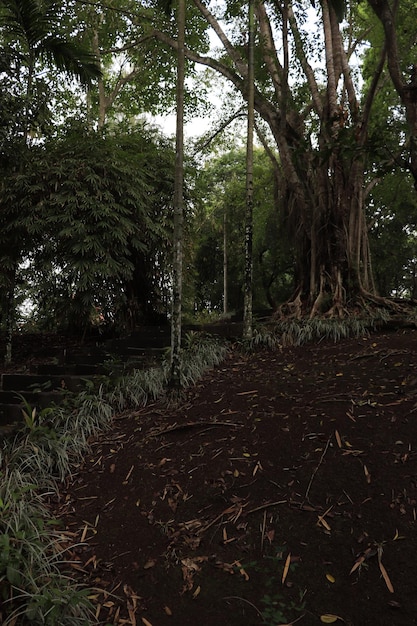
[245, 500, 287, 515]
[147, 421, 242, 439]
[222, 596, 264, 619]
[303, 435, 332, 503]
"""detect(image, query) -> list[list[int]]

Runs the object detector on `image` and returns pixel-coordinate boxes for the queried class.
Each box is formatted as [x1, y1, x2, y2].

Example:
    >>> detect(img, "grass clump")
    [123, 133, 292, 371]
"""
[249, 311, 391, 349]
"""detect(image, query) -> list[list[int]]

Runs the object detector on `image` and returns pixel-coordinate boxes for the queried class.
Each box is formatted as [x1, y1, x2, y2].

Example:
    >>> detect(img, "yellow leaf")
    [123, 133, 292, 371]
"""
[243, 452, 251, 457]
[336, 373, 343, 377]
[326, 573, 336, 583]
[282, 552, 291, 584]
[141, 618, 153, 626]
[320, 614, 343, 623]
[233, 469, 239, 477]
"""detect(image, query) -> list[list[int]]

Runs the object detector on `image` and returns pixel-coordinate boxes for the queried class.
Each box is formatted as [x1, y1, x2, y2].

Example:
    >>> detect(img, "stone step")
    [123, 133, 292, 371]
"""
[1, 373, 91, 393]
[0, 389, 64, 408]
[0, 403, 24, 426]
[36, 363, 108, 376]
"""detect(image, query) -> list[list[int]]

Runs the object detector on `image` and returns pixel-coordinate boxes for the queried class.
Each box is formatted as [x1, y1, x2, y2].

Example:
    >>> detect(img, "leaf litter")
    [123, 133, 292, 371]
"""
[51, 329, 417, 625]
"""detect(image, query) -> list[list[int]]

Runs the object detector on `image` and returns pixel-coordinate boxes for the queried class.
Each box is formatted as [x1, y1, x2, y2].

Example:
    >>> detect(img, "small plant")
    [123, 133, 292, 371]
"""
[245, 327, 281, 351]
[237, 554, 305, 626]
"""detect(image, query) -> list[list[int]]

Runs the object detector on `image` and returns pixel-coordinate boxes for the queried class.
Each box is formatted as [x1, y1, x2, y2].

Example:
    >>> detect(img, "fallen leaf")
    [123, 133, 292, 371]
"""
[141, 618, 153, 626]
[320, 614, 344, 623]
[378, 552, 394, 593]
[143, 559, 156, 569]
[282, 552, 291, 584]
[164, 606, 172, 615]
[80, 524, 88, 543]
[192, 585, 201, 598]
[326, 573, 336, 583]
[335, 430, 342, 448]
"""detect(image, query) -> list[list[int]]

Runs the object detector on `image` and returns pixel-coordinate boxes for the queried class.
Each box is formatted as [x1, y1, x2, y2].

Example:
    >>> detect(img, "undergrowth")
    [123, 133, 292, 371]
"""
[246, 311, 391, 350]
[0, 332, 228, 625]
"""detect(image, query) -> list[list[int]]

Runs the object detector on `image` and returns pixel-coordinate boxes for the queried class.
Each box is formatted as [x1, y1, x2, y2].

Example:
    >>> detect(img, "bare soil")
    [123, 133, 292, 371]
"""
[50, 329, 417, 625]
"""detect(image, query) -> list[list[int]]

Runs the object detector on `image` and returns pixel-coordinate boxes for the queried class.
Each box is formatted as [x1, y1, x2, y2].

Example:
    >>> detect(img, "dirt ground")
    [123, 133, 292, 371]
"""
[50, 328, 417, 626]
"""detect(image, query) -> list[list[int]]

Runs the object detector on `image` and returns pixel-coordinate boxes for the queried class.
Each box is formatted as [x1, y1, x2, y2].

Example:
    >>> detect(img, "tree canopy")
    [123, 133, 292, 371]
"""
[1, 0, 417, 341]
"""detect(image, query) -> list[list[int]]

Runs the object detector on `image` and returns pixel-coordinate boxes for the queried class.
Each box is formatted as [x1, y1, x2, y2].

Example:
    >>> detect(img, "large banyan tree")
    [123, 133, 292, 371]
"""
[153, 0, 412, 316]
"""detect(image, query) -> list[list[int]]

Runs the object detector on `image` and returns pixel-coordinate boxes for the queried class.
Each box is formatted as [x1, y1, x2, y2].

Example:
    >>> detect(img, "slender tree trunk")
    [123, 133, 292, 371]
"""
[243, 0, 255, 341]
[170, 0, 185, 388]
[223, 209, 228, 315]
[4, 265, 17, 366]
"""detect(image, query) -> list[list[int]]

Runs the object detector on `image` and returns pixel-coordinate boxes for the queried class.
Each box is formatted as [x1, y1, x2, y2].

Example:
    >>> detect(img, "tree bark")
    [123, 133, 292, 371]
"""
[170, 0, 185, 388]
[243, 0, 255, 341]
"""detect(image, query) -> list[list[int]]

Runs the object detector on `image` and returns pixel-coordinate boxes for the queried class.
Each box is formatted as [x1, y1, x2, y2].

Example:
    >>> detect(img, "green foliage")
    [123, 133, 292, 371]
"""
[0, 124, 175, 332]
[0, 0, 101, 85]
[367, 171, 417, 297]
[191, 147, 293, 316]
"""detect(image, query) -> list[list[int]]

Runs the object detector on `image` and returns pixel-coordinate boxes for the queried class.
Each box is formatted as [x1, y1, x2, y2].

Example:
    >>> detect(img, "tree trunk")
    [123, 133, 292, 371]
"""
[170, 0, 185, 388]
[4, 266, 16, 366]
[243, 0, 255, 340]
[223, 209, 228, 315]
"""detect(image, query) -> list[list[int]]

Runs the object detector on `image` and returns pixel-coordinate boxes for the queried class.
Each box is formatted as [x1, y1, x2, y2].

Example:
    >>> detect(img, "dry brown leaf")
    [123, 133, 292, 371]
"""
[282, 552, 291, 584]
[192, 585, 201, 599]
[350, 555, 365, 574]
[335, 430, 342, 448]
[378, 551, 394, 593]
[318, 515, 331, 531]
[141, 618, 153, 626]
[164, 606, 172, 615]
[80, 524, 88, 543]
